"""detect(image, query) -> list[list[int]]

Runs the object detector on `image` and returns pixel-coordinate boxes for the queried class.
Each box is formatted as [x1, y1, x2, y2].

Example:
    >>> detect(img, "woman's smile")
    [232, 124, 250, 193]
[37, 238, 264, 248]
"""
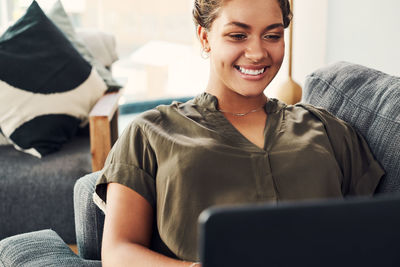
[234, 65, 270, 80]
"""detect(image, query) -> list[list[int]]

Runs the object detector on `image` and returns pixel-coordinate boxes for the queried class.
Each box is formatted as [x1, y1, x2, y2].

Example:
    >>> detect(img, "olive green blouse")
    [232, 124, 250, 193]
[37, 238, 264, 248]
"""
[94, 92, 384, 261]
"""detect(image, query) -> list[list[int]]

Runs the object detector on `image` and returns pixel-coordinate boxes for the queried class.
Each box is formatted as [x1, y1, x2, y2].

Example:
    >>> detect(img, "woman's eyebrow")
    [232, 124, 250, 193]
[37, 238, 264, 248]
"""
[224, 21, 284, 31]
[265, 23, 284, 31]
[224, 21, 251, 29]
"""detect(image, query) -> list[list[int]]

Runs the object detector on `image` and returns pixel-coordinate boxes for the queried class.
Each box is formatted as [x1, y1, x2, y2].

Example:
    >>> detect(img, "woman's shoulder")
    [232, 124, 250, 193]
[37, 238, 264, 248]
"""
[125, 98, 197, 132]
[294, 103, 351, 127]
[292, 102, 358, 141]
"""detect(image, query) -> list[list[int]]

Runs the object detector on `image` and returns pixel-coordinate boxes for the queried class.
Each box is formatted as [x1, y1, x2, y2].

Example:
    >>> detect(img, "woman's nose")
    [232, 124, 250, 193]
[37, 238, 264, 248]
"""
[245, 39, 268, 62]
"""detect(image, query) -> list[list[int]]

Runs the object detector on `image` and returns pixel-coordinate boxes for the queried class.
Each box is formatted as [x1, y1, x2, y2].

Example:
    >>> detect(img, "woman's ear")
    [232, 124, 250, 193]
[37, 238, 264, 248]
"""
[197, 25, 210, 52]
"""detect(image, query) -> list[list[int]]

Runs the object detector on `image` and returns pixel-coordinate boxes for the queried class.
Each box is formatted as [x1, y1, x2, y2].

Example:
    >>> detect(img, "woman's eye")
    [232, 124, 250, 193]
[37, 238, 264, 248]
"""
[228, 34, 247, 41]
[263, 34, 282, 41]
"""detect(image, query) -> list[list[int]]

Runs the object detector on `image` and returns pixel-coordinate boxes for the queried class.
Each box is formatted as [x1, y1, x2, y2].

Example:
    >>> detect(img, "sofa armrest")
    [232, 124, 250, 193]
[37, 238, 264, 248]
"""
[0, 229, 101, 266]
[89, 91, 122, 171]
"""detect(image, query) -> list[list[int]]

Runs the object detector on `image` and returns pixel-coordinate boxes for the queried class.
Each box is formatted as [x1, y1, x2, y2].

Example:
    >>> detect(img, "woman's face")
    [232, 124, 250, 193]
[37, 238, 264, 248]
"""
[199, 0, 285, 98]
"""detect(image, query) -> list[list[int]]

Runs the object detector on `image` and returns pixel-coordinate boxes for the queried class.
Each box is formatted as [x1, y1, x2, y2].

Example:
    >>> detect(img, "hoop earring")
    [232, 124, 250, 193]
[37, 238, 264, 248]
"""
[201, 48, 210, 59]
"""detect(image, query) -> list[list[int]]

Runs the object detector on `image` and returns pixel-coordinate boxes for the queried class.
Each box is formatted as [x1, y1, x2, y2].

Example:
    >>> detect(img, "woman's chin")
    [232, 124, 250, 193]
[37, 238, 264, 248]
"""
[232, 83, 268, 97]
[234, 89, 267, 98]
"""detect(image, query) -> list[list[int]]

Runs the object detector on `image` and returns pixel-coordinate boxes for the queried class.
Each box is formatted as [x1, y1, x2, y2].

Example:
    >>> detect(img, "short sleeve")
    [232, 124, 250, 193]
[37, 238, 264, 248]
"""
[299, 104, 385, 196]
[93, 120, 157, 213]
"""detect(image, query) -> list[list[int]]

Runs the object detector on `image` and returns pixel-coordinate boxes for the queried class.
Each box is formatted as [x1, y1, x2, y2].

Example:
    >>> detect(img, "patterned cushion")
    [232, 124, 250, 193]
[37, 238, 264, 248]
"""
[302, 61, 400, 193]
[46, 0, 121, 91]
[0, 1, 107, 157]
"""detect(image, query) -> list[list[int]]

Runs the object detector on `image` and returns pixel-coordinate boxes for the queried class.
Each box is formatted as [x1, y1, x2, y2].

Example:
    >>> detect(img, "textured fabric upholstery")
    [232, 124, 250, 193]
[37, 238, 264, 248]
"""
[0, 135, 92, 243]
[302, 61, 400, 193]
[0, 230, 100, 267]
[0, 170, 102, 266]
[74, 172, 104, 261]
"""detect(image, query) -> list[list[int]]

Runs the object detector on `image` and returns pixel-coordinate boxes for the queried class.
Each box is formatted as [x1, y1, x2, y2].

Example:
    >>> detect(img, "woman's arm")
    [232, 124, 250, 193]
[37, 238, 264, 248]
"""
[101, 182, 198, 267]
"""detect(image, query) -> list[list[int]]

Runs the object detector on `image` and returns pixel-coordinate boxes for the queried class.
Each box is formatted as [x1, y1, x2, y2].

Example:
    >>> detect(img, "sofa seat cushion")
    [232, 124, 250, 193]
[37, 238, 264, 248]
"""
[0, 135, 92, 243]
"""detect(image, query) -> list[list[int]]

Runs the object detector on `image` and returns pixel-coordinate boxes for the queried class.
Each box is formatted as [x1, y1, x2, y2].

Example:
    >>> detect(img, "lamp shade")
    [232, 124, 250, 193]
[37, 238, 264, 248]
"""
[276, 0, 302, 105]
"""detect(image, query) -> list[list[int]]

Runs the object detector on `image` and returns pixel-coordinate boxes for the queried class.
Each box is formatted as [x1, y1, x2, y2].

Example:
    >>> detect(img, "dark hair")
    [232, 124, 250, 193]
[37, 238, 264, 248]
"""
[192, 0, 292, 30]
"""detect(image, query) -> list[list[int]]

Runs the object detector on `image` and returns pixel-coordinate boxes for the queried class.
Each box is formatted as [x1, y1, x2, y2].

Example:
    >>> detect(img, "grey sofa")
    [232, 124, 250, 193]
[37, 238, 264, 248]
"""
[0, 62, 399, 266]
[0, 133, 91, 244]
[0, 90, 120, 245]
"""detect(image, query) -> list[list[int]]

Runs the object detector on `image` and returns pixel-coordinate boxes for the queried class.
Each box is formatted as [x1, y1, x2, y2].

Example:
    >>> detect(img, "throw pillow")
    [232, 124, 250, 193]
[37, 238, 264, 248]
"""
[0, 1, 107, 157]
[76, 29, 119, 68]
[46, 0, 121, 91]
[302, 61, 400, 193]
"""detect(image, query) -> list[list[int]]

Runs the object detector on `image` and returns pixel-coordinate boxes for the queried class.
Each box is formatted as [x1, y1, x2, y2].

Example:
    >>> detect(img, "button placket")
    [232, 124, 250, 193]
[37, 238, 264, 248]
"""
[251, 153, 278, 201]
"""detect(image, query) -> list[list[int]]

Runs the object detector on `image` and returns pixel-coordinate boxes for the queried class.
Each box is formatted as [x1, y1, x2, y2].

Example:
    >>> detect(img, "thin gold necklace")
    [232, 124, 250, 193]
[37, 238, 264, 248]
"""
[218, 103, 266, 117]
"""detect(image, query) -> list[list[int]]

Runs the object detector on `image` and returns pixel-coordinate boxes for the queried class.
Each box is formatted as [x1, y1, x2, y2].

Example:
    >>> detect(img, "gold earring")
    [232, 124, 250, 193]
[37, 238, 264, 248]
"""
[201, 47, 210, 59]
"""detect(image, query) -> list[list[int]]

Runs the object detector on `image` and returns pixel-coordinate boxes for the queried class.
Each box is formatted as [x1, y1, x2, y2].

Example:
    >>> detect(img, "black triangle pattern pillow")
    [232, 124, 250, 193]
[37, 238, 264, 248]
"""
[0, 1, 107, 157]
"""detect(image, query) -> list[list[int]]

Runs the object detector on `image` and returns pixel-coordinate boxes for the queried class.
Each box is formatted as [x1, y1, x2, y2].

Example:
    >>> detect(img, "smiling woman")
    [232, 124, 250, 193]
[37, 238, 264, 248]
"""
[94, 0, 383, 267]
[0, 1, 387, 267]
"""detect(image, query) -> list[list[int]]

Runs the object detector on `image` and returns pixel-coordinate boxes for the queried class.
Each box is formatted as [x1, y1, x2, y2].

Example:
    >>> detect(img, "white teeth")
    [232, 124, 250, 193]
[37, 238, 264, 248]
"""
[238, 67, 265, 75]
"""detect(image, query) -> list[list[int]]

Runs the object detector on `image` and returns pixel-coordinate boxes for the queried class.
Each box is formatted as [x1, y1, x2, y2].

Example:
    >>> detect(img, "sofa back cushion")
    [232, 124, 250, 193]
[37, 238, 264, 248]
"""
[302, 61, 400, 193]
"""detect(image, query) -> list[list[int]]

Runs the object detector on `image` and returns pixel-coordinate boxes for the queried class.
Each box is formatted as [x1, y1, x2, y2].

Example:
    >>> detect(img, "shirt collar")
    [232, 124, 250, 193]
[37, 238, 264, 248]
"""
[192, 92, 287, 115]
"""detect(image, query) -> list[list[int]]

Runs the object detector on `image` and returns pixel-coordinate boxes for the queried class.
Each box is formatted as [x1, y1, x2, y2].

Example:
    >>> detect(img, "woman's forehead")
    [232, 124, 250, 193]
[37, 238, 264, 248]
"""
[217, 0, 283, 27]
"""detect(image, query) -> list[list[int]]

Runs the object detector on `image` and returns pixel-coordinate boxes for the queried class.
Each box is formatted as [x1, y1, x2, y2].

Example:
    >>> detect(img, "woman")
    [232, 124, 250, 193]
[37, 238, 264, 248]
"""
[94, 0, 384, 266]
